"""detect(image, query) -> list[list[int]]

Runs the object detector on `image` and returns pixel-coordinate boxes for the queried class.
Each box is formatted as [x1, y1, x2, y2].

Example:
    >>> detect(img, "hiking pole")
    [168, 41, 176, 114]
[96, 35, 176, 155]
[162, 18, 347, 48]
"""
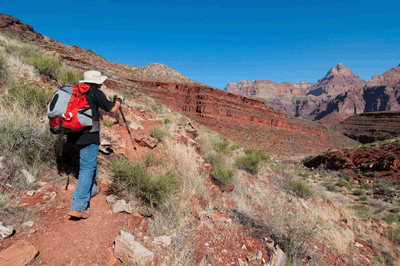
[116, 98, 140, 161]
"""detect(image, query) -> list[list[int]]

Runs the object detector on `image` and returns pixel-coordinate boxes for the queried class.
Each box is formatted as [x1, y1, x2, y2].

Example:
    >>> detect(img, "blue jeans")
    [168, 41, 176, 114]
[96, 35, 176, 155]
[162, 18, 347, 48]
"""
[70, 143, 99, 211]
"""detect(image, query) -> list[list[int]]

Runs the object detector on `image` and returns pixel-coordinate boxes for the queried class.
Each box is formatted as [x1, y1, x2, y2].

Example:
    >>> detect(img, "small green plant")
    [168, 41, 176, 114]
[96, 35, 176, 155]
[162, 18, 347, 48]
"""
[163, 118, 172, 124]
[230, 143, 241, 150]
[353, 189, 365, 196]
[354, 205, 373, 219]
[358, 195, 369, 201]
[0, 54, 8, 84]
[235, 149, 268, 175]
[109, 158, 181, 205]
[387, 227, 400, 245]
[360, 183, 373, 190]
[3, 82, 53, 114]
[177, 117, 188, 127]
[150, 126, 167, 140]
[337, 180, 349, 188]
[289, 179, 313, 199]
[58, 68, 83, 85]
[383, 213, 398, 224]
[211, 163, 234, 190]
[214, 138, 231, 155]
[27, 54, 60, 79]
[144, 152, 163, 167]
[121, 88, 136, 101]
[205, 152, 223, 167]
[324, 184, 338, 192]
[102, 120, 114, 128]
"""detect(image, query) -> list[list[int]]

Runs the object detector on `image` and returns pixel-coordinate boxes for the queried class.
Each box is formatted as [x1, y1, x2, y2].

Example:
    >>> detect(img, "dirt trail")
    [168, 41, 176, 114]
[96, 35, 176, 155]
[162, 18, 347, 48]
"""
[3, 183, 129, 265]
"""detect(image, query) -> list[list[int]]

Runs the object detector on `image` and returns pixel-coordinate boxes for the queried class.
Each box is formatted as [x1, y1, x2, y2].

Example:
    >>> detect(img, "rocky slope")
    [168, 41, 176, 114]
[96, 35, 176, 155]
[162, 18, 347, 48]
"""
[335, 111, 400, 143]
[0, 13, 356, 155]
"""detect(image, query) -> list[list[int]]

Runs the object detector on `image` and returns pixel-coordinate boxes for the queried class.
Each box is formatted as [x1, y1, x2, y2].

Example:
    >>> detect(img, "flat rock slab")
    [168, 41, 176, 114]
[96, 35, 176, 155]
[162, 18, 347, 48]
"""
[114, 230, 154, 265]
[0, 240, 39, 266]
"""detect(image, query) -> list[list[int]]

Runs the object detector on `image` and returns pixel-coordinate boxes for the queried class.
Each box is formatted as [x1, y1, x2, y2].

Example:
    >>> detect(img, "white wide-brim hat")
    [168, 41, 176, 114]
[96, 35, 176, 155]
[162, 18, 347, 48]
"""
[79, 70, 107, 84]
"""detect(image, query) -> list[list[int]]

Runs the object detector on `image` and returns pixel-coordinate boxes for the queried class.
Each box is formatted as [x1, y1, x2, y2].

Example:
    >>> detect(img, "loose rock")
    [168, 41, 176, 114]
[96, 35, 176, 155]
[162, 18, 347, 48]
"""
[114, 230, 154, 265]
[22, 221, 35, 228]
[0, 240, 39, 266]
[0, 222, 14, 239]
[22, 169, 35, 184]
[112, 199, 133, 214]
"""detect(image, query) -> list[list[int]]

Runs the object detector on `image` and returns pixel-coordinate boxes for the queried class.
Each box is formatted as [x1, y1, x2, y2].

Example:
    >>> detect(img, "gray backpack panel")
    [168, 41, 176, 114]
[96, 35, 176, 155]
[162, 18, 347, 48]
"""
[77, 108, 93, 126]
[47, 86, 73, 118]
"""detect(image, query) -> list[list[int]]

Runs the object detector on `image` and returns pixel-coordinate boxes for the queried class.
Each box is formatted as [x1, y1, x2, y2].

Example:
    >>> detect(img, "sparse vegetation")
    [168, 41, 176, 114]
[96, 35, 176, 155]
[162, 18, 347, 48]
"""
[288, 179, 313, 199]
[235, 149, 268, 175]
[0, 53, 8, 84]
[144, 152, 163, 167]
[57, 68, 83, 85]
[26, 53, 61, 79]
[212, 163, 234, 190]
[150, 125, 167, 140]
[109, 158, 181, 205]
[177, 117, 188, 127]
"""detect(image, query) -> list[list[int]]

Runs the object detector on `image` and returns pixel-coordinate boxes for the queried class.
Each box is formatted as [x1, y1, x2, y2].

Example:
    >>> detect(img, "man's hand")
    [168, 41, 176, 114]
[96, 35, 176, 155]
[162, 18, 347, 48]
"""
[113, 95, 123, 103]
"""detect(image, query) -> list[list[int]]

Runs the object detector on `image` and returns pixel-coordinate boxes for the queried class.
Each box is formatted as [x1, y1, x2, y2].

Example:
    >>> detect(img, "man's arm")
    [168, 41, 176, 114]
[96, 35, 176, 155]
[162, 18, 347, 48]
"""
[110, 101, 121, 113]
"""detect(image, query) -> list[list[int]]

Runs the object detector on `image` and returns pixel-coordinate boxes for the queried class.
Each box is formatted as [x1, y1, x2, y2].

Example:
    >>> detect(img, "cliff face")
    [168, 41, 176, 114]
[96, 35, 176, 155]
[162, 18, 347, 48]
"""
[225, 80, 306, 97]
[367, 64, 400, 86]
[335, 111, 400, 143]
[306, 63, 366, 96]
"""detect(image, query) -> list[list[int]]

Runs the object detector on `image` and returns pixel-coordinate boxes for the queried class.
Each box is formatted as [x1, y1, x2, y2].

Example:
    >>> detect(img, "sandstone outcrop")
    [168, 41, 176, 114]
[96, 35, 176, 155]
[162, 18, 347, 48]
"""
[225, 80, 306, 97]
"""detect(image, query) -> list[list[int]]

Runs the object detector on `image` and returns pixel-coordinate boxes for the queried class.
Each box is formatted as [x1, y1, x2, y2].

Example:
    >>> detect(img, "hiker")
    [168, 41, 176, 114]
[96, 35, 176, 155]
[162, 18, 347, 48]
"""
[67, 70, 122, 219]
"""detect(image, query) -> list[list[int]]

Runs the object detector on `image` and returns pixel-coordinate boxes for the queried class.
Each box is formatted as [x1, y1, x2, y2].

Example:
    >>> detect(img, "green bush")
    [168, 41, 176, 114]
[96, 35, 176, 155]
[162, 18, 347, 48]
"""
[3, 82, 53, 114]
[353, 189, 365, 196]
[360, 183, 373, 190]
[358, 195, 369, 201]
[144, 152, 163, 167]
[337, 180, 349, 187]
[163, 118, 172, 124]
[324, 184, 338, 192]
[387, 227, 400, 245]
[383, 213, 398, 224]
[205, 153, 223, 167]
[230, 143, 241, 150]
[27, 54, 60, 79]
[177, 117, 188, 127]
[212, 163, 234, 190]
[109, 158, 181, 205]
[150, 126, 167, 140]
[0, 54, 8, 84]
[214, 138, 230, 155]
[58, 68, 83, 85]
[289, 180, 313, 199]
[235, 149, 268, 175]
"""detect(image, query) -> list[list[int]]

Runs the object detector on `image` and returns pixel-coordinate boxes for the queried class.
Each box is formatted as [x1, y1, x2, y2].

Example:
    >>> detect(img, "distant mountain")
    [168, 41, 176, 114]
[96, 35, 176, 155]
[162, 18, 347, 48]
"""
[367, 64, 400, 86]
[306, 63, 366, 96]
[225, 80, 306, 98]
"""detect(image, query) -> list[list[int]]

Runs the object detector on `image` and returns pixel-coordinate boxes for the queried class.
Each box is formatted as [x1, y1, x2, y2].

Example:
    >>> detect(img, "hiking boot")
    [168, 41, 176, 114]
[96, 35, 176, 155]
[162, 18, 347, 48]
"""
[68, 208, 91, 219]
[91, 186, 101, 198]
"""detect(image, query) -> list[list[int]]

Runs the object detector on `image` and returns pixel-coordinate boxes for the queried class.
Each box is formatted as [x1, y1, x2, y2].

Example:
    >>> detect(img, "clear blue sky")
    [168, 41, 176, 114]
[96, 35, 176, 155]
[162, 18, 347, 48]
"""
[2, 1, 400, 89]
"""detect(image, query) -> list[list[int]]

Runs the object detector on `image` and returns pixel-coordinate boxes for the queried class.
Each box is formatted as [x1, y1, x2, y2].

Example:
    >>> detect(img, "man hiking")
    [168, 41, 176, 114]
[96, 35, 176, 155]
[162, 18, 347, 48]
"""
[67, 70, 122, 219]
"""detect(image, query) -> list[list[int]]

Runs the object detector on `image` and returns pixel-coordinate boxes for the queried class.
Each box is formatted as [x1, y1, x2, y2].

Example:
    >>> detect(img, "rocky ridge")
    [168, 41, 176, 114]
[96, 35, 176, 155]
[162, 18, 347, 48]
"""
[367, 64, 400, 86]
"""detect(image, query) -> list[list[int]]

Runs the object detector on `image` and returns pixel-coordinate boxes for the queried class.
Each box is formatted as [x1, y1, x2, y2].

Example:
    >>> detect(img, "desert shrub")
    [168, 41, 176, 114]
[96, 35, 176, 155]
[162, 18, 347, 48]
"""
[288, 179, 313, 199]
[353, 189, 365, 196]
[387, 227, 400, 245]
[235, 149, 268, 175]
[324, 183, 338, 192]
[0, 54, 8, 84]
[26, 54, 60, 79]
[58, 68, 83, 85]
[214, 138, 231, 155]
[0, 193, 20, 220]
[150, 125, 167, 140]
[337, 180, 349, 187]
[121, 88, 136, 101]
[230, 142, 241, 150]
[163, 117, 172, 124]
[3, 82, 52, 114]
[360, 183, 373, 190]
[109, 158, 181, 205]
[261, 204, 323, 263]
[212, 163, 234, 190]
[353, 205, 373, 219]
[205, 152, 223, 167]
[358, 195, 369, 201]
[177, 117, 188, 127]
[144, 152, 163, 167]
[383, 213, 398, 224]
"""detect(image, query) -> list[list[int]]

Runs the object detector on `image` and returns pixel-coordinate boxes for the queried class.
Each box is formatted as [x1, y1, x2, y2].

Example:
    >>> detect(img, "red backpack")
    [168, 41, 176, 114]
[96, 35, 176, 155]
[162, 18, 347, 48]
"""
[47, 83, 96, 155]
